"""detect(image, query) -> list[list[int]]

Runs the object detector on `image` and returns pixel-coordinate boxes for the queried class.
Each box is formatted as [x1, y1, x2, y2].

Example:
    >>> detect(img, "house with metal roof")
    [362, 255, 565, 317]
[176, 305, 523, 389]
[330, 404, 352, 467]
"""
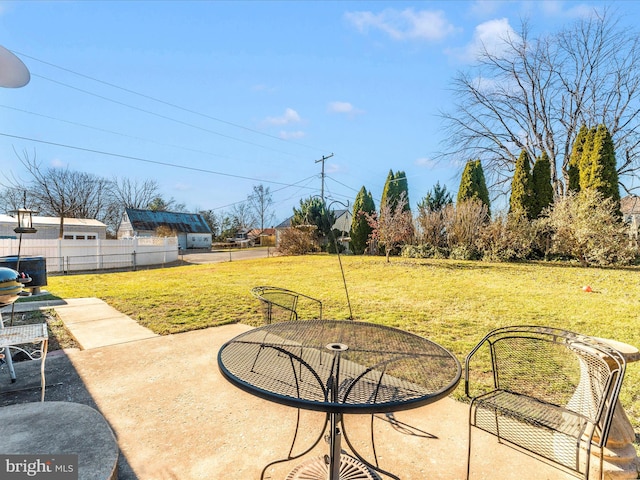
[118, 208, 212, 250]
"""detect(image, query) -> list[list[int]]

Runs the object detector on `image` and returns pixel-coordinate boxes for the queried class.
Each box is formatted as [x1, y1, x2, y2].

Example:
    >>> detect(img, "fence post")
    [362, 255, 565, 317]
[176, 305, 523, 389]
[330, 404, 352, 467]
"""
[97, 238, 102, 270]
[163, 237, 168, 265]
[132, 251, 137, 271]
[57, 238, 62, 273]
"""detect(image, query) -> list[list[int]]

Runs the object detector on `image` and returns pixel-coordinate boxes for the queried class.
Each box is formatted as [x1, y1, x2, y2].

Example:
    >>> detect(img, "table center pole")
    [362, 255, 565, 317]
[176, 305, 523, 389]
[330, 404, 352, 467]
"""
[328, 412, 342, 480]
[327, 353, 342, 480]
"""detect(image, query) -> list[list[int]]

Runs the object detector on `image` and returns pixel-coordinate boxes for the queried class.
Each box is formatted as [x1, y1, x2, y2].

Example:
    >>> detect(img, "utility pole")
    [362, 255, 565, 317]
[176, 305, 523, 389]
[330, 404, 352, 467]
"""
[315, 153, 334, 202]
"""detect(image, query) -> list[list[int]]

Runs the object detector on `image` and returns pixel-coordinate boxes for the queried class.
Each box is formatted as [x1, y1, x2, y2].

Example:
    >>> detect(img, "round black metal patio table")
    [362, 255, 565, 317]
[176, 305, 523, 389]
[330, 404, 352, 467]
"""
[217, 319, 461, 480]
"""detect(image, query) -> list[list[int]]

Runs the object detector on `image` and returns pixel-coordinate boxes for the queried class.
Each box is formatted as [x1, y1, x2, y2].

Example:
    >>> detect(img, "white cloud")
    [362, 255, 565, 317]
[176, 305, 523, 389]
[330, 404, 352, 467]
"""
[251, 84, 276, 93]
[50, 158, 66, 168]
[327, 101, 364, 117]
[264, 108, 301, 126]
[345, 8, 458, 42]
[539, 1, 595, 19]
[468, 1, 504, 17]
[325, 163, 343, 174]
[450, 17, 520, 63]
[279, 130, 305, 140]
[415, 157, 437, 169]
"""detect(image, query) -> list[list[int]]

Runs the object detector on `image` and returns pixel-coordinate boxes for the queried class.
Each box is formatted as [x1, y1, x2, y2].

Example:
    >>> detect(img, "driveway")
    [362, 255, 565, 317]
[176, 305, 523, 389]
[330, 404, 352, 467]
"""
[179, 247, 275, 264]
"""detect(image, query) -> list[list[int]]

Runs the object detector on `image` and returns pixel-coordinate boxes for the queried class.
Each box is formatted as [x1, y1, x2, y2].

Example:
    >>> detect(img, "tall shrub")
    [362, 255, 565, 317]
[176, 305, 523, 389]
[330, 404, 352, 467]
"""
[417, 182, 452, 248]
[587, 124, 620, 205]
[509, 150, 533, 219]
[568, 125, 588, 193]
[458, 160, 491, 217]
[531, 151, 554, 219]
[541, 189, 634, 266]
[578, 126, 597, 191]
[443, 199, 488, 259]
[350, 186, 375, 254]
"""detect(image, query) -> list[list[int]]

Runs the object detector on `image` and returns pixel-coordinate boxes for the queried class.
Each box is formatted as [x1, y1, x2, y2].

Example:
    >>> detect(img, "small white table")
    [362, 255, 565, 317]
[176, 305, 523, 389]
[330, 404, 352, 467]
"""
[0, 322, 49, 401]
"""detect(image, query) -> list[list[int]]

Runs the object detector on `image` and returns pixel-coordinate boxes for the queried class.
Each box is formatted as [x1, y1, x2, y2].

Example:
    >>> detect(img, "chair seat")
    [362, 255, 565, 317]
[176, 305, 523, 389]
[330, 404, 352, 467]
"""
[472, 390, 588, 439]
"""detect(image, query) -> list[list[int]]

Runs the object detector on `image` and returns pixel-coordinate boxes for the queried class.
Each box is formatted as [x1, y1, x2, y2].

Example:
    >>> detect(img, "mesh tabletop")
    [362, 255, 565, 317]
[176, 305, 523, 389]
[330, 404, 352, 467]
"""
[218, 320, 461, 414]
[0, 323, 48, 348]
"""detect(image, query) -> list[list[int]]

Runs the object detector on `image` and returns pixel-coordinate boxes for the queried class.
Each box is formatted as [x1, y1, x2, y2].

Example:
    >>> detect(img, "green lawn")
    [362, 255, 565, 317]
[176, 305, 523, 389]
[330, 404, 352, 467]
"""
[41, 254, 640, 437]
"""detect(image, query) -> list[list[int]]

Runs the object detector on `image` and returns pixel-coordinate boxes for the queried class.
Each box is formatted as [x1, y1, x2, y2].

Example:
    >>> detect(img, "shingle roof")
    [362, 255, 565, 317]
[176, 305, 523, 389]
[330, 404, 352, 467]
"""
[125, 209, 212, 234]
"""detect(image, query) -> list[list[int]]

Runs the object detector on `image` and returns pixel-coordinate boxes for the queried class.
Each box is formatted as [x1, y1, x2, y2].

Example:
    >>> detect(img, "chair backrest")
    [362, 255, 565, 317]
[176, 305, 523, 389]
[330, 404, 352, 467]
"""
[465, 325, 625, 446]
[251, 286, 322, 324]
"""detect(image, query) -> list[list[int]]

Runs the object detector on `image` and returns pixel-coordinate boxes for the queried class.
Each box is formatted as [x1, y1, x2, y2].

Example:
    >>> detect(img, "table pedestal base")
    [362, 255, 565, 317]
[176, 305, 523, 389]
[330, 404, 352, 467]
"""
[285, 454, 380, 480]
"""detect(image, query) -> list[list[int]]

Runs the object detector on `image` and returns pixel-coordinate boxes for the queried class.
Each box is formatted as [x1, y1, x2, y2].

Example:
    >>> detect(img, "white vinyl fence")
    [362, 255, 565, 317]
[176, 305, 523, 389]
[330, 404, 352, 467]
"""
[0, 237, 179, 274]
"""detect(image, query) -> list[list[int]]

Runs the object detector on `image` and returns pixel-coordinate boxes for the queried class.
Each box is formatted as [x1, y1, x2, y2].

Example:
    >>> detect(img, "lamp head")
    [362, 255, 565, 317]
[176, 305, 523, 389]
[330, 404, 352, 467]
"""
[10, 208, 38, 234]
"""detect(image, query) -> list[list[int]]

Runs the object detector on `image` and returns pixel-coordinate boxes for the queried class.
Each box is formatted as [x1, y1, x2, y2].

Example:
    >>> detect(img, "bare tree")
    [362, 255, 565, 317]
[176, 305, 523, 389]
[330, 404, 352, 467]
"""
[230, 202, 255, 231]
[0, 186, 30, 213]
[15, 150, 114, 238]
[365, 192, 414, 262]
[72, 172, 114, 219]
[15, 151, 84, 238]
[247, 184, 274, 232]
[112, 177, 160, 209]
[440, 8, 640, 198]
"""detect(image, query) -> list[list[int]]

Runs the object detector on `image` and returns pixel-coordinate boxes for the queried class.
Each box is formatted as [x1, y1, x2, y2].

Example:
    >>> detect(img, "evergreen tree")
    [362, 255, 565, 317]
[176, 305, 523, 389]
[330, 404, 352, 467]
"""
[350, 186, 375, 254]
[509, 150, 533, 218]
[457, 159, 491, 216]
[292, 196, 335, 239]
[395, 171, 410, 212]
[380, 170, 410, 212]
[417, 181, 452, 213]
[568, 125, 588, 193]
[531, 151, 554, 218]
[587, 124, 620, 204]
[579, 126, 597, 191]
[380, 170, 396, 212]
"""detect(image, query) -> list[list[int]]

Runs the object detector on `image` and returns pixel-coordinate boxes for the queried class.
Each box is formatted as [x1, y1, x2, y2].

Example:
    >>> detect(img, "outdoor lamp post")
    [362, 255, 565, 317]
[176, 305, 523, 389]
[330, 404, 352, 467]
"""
[12, 208, 38, 234]
[8, 207, 38, 325]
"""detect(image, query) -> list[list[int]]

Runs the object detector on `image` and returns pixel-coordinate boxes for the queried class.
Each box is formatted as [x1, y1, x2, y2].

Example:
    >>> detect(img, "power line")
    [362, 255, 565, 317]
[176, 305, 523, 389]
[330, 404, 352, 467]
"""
[13, 50, 329, 153]
[0, 104, 235, 161]
[0, 131, 318, 191]
[34, 73, 302, 157]
[325, 175, 361, 195]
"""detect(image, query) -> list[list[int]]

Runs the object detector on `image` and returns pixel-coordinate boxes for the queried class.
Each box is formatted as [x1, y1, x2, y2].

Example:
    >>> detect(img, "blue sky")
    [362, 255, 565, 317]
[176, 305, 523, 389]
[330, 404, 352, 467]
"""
[0, 1, 634, 225]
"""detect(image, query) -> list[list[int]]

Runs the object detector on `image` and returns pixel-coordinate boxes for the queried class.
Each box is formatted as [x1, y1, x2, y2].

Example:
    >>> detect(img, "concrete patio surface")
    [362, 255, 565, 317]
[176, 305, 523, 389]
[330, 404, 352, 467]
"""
[0, 298, 581, 479]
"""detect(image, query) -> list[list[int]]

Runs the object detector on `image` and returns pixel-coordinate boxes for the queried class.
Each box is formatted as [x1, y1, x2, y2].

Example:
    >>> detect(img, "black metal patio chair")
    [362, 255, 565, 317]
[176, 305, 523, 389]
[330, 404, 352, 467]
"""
[465, 325, 626, 480]
[251, 286, 322, 324]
